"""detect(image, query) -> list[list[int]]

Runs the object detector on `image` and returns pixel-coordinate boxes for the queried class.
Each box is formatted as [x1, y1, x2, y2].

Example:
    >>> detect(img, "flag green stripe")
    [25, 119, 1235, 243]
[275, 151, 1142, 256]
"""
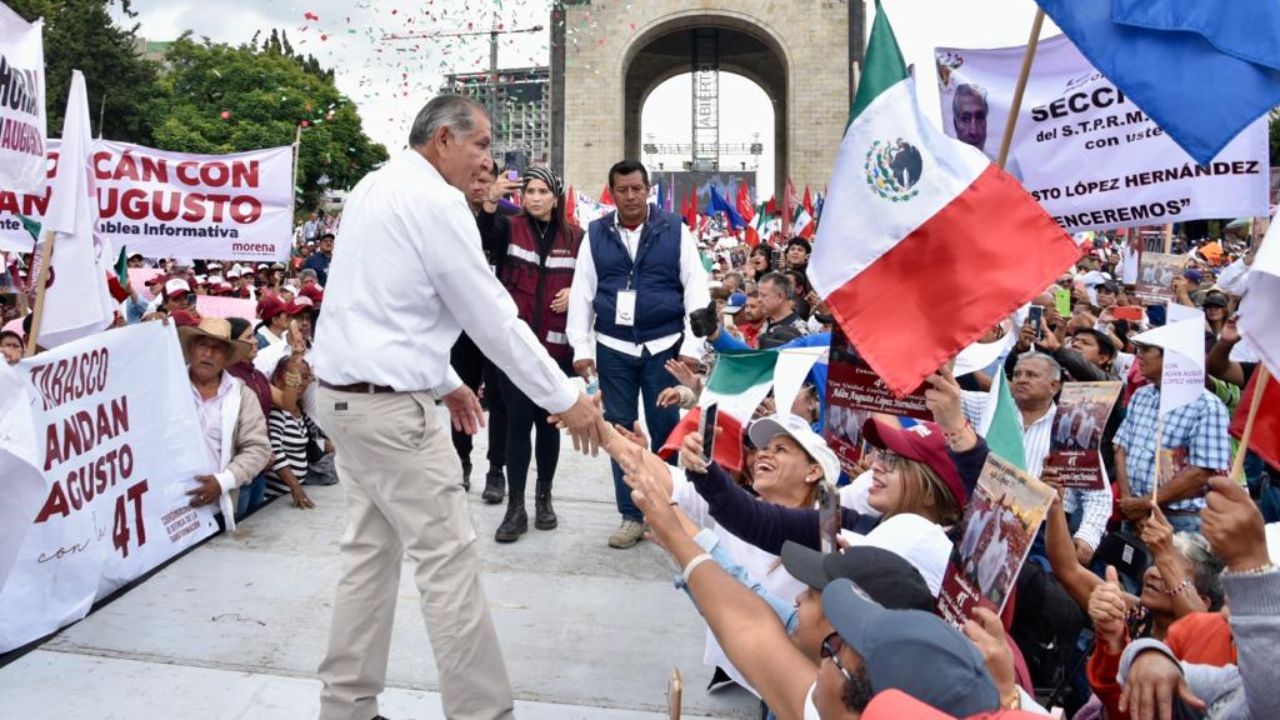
[849, 1, 909, 124]
[706, 350, 778, 395]
[987, 372, 1028, 471]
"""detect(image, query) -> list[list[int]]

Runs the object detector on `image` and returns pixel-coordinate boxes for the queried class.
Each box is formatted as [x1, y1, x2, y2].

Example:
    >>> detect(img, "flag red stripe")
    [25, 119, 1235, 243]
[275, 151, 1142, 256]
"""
[1230, 371, 1280, 469]
[826, 164, 1081, 395]
[659, 407, 745, 472]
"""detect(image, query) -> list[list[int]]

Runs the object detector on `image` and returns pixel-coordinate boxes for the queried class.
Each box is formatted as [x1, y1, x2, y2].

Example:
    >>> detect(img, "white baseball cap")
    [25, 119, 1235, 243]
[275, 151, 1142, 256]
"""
[747, 413, 841, 485]
[164, 278, 191, 297]
[840, 513, 953, 597]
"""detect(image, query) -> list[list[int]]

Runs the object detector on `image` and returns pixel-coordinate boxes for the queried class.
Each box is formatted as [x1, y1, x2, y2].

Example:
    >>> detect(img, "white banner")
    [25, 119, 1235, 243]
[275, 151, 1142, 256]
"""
[0, 322, 218, 653]
[0, 4, 45, 193]
[0, 140, 293, 259]
[935, 35, 1269, 232]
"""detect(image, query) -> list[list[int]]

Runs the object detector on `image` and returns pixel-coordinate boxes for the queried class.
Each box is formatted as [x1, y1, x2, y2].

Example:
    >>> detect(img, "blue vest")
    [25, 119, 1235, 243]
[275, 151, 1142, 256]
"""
[588, 205, 686, 344]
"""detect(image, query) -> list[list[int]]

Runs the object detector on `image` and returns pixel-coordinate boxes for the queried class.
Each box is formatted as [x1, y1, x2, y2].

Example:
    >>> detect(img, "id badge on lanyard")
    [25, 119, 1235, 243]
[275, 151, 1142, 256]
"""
[616, 289, 637, 327]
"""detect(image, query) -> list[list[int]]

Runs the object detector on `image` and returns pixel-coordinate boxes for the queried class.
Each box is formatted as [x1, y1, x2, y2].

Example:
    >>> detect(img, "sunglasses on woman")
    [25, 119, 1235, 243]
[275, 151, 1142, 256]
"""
[820, 632, 852, 681]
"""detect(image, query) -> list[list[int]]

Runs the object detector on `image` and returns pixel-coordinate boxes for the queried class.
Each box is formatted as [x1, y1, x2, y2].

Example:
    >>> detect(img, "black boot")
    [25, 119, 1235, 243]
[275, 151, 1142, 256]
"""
[460, 460, 472, 492]
[481, 466, 505, 504]
[534, 481, 557, 530]
[494, 498, 527, 543]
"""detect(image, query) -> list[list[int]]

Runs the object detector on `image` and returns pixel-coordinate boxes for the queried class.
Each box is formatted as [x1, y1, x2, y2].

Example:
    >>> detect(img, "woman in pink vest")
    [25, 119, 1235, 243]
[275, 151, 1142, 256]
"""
[478, 166, 583, 543]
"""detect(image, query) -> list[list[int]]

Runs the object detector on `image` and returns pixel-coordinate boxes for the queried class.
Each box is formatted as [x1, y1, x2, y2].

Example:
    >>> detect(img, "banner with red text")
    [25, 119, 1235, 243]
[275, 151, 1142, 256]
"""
[935, 35, 1269, 232]
[0, 4, 45, 193]
[0, 321, 217, 653]
[0, 140, 293, 259]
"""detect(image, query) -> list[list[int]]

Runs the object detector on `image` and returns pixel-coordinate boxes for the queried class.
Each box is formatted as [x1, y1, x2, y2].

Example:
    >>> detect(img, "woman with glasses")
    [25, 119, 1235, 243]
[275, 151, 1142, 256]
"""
[675, 366, 990, 589]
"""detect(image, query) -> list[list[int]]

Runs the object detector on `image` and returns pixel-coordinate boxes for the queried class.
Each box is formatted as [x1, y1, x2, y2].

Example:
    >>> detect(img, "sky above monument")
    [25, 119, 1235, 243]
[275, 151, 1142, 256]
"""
[112, 0, 1058, 197]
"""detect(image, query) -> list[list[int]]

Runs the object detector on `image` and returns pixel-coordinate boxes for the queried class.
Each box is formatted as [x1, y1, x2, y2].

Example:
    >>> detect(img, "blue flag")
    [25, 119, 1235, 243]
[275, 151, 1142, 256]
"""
[709, 186, 746, 230]
[1037, 0, 1280, 165]
[656, 176, 667, 215]
[1112, 0, 1280, 70]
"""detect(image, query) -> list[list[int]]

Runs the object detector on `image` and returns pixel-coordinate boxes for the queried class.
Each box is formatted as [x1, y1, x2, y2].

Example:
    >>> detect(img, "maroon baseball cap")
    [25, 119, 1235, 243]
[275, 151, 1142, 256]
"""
[284, 296, 314, 316]
[862, 419, 966, 509]
[257, 295, 286, 321]
[299, 284, 324, 303]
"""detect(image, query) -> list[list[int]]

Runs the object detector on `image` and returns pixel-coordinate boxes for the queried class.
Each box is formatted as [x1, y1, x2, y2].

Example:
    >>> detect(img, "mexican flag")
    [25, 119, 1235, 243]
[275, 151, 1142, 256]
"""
[660, 350, 778, 471]
[808, 2, 1080, 396]
[978, 370, 1027, 472]
[793, 205, 816, 240]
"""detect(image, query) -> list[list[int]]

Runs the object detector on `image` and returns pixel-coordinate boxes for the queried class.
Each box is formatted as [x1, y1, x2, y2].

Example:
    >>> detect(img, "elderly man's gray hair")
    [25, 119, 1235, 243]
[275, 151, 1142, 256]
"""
[1016, 350, 1063, 381]
[408, 95, 488, 148]
[953, 83, 989, 113]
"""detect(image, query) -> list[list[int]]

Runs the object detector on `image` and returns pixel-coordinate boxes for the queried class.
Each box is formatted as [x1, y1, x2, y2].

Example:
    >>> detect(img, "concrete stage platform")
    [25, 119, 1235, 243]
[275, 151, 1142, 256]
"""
[0, 408, 757, 719]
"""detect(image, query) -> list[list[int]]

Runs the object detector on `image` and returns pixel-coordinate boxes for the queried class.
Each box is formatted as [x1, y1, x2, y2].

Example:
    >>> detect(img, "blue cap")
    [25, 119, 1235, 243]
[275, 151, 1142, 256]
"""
[723, 291, 748, 315]
[821, 578, 1000, 716]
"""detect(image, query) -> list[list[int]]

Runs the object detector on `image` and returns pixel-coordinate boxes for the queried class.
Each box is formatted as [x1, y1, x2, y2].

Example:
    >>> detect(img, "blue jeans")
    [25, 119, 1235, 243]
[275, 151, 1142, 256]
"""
[597, 343, 681, 521]
[235, 473, 267, 519]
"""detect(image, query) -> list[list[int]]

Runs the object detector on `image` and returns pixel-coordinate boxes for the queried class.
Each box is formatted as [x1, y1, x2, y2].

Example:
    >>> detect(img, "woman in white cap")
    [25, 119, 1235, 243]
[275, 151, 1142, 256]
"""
[675, 368, 987, 596]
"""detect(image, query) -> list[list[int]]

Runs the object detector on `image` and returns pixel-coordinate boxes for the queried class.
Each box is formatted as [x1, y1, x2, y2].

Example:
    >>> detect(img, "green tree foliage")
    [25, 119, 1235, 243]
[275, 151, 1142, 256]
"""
[8, 0, 161, 143]
[151, 33, 388, 210]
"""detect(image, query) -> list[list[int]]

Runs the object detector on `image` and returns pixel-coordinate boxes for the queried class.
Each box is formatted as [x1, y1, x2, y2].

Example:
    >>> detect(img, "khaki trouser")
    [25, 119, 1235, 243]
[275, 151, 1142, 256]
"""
[315, 388, 514, 720]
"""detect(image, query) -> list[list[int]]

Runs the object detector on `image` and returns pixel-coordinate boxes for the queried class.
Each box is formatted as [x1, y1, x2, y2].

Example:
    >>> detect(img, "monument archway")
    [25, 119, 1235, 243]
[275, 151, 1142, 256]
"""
[553, 1, 859, 197]
[624, 17, 788, 193]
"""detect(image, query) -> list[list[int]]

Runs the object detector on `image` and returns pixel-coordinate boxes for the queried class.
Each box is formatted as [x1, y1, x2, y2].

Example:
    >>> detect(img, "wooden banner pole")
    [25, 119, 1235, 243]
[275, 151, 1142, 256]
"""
[1229, 366, 1271, 482]
[24, 231, 56, 357]
[1152, 416, 1163, 507]
[996, 8, 1046, 170]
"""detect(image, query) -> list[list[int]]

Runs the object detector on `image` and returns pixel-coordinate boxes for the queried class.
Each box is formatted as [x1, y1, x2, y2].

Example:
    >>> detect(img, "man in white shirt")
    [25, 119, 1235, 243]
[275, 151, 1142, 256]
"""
[566, 159, 710, 549]
[309, 95, 605, 720]
[962, 352, 1112, 566]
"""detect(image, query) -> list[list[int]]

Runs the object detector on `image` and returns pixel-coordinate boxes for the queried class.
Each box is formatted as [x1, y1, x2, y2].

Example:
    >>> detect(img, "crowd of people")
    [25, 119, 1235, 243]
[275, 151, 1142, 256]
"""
[1, 92, 1277, 720]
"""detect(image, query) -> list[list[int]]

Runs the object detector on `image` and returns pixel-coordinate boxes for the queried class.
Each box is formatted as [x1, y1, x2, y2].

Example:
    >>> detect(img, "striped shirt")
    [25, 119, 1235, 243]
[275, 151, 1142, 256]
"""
[962, 392, 1113, 550]
[1113, 386, 1231, 513]
[266, 409, 324, 496]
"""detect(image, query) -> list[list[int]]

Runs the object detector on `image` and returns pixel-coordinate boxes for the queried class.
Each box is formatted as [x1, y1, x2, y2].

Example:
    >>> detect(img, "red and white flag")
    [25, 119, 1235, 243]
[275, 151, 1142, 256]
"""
[807, 5, 1079, 395]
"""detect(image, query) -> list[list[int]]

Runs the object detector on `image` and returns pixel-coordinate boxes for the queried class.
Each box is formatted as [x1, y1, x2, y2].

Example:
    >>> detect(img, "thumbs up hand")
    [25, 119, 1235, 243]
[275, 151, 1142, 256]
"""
[1088, 565, 1129, 652]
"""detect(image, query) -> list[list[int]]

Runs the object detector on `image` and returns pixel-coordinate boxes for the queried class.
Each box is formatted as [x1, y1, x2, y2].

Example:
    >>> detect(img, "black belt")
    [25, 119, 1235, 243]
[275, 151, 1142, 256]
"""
[318, 379, 397, 394]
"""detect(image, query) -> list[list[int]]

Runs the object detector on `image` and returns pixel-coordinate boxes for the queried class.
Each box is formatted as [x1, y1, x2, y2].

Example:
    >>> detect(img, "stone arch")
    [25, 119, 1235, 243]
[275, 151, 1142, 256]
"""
[555, 0, 852, 197]
[620, 11, 790, 193]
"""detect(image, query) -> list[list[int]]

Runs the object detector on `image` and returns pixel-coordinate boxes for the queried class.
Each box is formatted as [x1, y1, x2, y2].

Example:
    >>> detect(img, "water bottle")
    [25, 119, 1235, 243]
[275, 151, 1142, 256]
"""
[585, 373, 599, 396]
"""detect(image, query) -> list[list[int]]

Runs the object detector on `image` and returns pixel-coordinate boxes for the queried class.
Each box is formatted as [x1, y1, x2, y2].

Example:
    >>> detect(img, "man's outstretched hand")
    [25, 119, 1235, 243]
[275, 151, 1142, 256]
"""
[551, 391, 606, 456]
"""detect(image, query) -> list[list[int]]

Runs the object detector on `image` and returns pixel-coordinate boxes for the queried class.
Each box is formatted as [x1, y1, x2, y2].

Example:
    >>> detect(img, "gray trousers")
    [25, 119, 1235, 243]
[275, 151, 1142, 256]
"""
[315, 388, 514, 720]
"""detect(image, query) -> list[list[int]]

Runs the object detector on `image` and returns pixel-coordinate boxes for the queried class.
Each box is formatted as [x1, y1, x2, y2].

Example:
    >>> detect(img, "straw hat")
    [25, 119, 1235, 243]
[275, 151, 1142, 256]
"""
[178, 317, 251, 366]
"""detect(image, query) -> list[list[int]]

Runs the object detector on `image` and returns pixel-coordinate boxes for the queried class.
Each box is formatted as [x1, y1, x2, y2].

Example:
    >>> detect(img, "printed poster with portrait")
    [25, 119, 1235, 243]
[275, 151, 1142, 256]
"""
[1045, 381, 1122, 490]
[1133, 251, 1187, 305]
[822, 326, 931, 473]
[937, 455, 1055, 627]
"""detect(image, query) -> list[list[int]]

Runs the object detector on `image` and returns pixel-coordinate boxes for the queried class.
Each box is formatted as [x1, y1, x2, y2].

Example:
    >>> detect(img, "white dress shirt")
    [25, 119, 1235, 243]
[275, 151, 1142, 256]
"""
[310, 149, 577, 414]
[566, 207, 710, 362]
[191, 371, 237, 488]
